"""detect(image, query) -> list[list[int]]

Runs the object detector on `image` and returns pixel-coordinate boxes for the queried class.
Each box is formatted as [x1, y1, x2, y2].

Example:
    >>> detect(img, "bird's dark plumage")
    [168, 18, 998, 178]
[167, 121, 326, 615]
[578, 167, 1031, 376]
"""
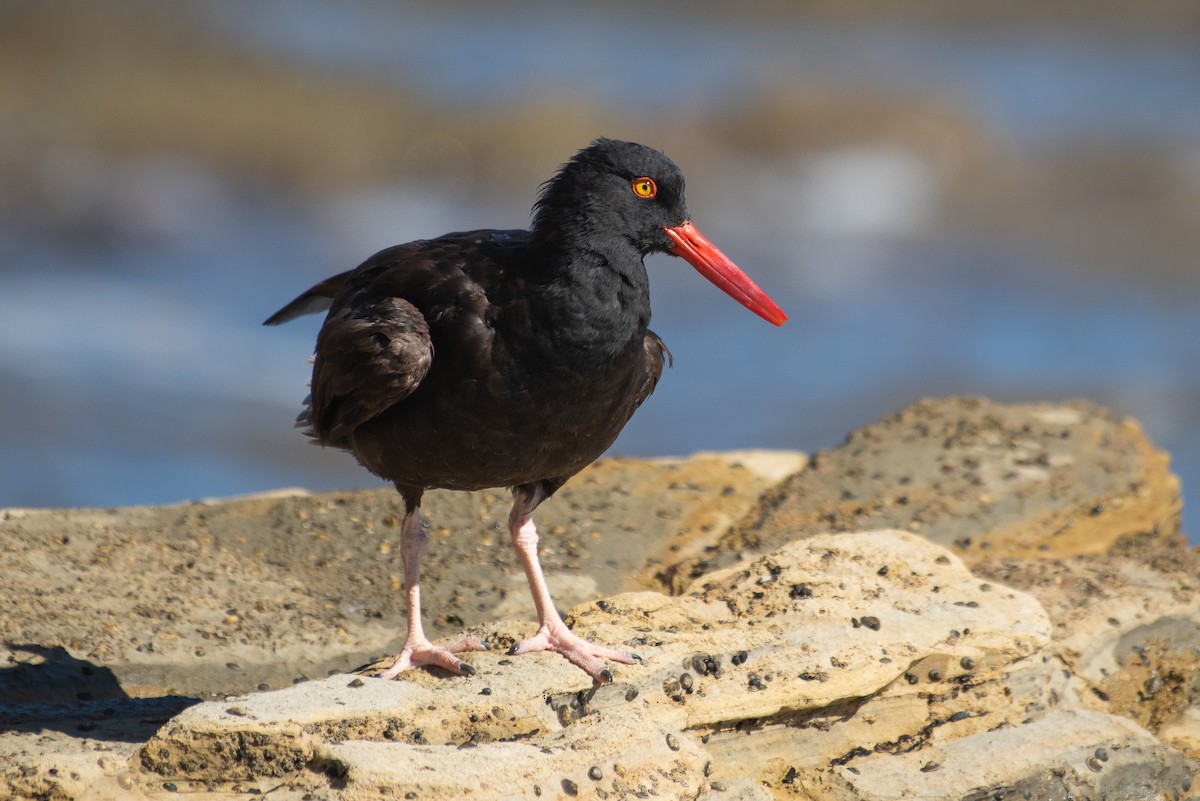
[266, 139, 784, 682]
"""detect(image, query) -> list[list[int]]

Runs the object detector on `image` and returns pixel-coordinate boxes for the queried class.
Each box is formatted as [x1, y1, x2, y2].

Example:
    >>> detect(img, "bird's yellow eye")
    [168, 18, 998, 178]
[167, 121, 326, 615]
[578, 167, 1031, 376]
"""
[632, 177, 657, 199]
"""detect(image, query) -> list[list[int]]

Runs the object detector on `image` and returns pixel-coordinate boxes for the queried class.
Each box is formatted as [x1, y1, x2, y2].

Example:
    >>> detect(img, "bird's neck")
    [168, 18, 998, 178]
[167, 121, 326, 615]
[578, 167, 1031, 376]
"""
[519, 233, 652, 366]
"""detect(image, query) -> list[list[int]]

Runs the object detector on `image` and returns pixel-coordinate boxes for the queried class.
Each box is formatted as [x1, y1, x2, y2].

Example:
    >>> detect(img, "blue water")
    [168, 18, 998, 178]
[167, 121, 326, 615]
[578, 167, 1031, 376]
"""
[198, 1, 1200, 147]
[1, 2, 1197, 543]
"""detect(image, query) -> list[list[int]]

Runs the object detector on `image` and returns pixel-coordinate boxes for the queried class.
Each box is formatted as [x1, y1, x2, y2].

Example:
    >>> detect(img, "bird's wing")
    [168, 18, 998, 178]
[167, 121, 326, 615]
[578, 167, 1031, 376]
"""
[632, 330, 672, 413]
[262, 270, 354, 326]
[306, 286, 434, 448]
[270, 230, 525, 449]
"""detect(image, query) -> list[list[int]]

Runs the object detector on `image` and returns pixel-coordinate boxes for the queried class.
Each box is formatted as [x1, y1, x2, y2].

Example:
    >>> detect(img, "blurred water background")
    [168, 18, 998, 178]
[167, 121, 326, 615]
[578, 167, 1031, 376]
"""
[1, 1, 1197, 542]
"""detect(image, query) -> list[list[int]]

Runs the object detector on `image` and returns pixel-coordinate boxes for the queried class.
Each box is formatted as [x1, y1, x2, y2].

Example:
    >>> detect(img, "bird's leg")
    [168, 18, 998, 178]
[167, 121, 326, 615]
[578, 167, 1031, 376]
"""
[379, 502, 487, 679]
[505, 488, 637, 683]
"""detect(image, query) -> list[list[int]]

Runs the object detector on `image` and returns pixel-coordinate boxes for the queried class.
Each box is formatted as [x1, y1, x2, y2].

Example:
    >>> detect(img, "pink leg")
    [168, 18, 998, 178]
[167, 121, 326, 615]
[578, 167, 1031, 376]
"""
[505, 491, 638, 683]
[379, 505, 487, 680]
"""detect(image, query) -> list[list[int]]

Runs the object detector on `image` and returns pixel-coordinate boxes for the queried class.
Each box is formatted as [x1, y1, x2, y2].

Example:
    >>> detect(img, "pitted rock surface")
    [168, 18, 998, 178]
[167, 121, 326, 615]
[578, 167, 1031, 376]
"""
[661, 398, 1182, 592]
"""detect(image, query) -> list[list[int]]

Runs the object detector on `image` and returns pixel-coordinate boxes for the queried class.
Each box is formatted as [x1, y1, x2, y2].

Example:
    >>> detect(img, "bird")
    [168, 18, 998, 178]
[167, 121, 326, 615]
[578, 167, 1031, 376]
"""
[265, 138, 786, 683]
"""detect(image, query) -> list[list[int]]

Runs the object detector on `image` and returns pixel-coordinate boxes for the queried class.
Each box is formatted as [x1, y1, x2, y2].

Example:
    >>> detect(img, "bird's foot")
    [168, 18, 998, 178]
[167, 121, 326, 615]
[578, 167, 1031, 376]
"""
[507, 623, 638, 683]
[379, 635, 488, 680]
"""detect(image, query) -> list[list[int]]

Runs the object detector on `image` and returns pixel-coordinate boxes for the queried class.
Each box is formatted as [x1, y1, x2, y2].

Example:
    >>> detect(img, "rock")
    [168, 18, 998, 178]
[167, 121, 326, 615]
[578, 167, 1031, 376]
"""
[0, 450, 801, 700]
[0, 733, 151, 801]
[142, 676, 706, 798]
[804, 708, 1194, 801]
[136, 531, 1055, 798]
[976, 548, 1200, 760]
[660, 398, 1183, 591]
[3, 400, 1196, 800]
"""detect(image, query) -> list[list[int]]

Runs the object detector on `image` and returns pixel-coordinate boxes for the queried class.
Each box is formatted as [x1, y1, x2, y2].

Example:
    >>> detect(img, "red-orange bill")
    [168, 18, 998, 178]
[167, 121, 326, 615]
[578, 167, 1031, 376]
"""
[663, 221, 788, 326]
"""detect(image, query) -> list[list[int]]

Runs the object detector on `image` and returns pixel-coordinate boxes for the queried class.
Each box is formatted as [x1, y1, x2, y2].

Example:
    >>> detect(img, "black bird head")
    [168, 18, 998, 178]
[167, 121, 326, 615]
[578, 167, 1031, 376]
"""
[533, 139, 787, 326]
[533, 138, 689, 253]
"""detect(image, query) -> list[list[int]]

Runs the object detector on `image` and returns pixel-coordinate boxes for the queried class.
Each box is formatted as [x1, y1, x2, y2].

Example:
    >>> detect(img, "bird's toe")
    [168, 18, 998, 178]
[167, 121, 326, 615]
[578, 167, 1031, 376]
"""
[379, 636, 484, 680]
[508, 623, 638, 682]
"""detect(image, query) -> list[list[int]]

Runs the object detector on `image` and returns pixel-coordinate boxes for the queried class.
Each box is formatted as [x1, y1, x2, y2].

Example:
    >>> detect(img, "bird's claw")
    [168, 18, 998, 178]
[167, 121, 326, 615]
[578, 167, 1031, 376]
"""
[508, 624, 636, 683]
[379, 635, 488, 680]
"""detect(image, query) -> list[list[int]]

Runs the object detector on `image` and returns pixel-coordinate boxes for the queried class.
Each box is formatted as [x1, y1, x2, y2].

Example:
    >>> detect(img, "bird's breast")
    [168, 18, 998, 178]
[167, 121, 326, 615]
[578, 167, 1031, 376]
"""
[354, 326, 649, 491]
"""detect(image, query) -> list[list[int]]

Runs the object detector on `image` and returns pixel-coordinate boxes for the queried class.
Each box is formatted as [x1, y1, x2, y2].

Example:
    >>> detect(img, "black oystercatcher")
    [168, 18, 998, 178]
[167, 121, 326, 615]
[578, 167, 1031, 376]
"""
[266, 139, 786, 682]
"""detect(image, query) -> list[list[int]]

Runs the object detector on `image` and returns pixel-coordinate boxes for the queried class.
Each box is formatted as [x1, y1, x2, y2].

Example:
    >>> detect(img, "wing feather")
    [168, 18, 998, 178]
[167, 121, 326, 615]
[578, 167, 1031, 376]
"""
[268, 230, 523, 451]
[632, 330, 671, 414]
[262, 270, 354, 325]
[307, 293, 433, 448]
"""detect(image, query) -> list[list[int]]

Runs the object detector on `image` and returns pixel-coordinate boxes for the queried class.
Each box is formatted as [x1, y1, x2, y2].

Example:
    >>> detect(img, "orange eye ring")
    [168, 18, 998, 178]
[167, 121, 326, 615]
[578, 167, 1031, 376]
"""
[632, 177, 657, 199]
